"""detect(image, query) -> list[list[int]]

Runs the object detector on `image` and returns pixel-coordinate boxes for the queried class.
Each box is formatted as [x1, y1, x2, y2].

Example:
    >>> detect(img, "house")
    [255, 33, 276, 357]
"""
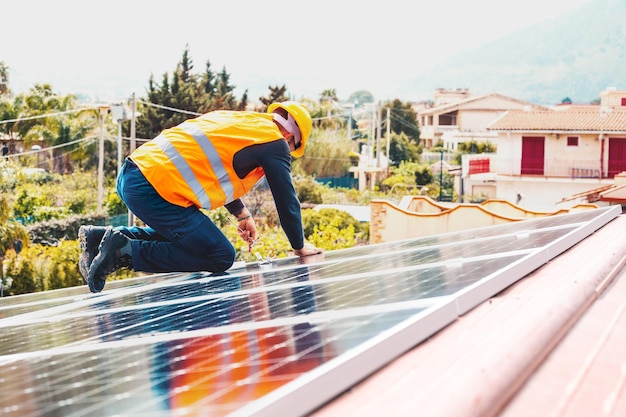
[415, 88, 549, 149]
[473, 87, 626, 211]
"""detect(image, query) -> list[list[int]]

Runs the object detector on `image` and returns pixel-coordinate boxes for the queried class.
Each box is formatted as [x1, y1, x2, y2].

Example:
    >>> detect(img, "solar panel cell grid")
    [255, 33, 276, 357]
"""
[0, 207, 619, 417]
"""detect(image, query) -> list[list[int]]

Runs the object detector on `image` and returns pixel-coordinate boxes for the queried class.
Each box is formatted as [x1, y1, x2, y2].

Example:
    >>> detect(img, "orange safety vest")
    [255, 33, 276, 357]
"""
[130, 111, 284, 209]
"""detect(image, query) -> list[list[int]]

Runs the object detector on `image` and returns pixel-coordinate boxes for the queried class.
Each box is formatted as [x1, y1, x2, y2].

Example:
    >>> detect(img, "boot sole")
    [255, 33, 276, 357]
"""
[79, 226, 110, 287]
[88, 228, 122, 293]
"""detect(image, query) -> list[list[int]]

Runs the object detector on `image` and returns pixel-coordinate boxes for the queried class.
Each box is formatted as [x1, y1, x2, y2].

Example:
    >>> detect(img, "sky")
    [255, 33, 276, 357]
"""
[1, 0, 595, 104]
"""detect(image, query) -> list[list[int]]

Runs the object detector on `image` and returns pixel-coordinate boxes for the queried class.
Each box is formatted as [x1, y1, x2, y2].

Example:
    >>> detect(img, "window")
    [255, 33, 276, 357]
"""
[521, 136, 545, 175]
[621, 97, 626, 106]
[567, 136, 579, 146]
[468, 158, 490, 174]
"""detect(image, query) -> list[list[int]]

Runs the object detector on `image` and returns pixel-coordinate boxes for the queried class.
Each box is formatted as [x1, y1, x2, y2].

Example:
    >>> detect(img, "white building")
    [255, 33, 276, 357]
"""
[463, 88, 626, 211]
[416, 89, 549, 149]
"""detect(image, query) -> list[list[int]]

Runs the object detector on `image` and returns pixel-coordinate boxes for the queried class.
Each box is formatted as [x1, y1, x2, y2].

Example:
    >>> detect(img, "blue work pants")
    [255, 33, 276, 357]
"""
[115, 159, 236, 273]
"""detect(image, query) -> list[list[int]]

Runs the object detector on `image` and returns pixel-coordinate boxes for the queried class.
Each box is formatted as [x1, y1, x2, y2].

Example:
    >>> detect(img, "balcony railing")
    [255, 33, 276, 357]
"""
[463, 155, 611, 179]
[569, 167, 601, 178]
[495, 158, 605, 178]
[420, 125, 459, 139]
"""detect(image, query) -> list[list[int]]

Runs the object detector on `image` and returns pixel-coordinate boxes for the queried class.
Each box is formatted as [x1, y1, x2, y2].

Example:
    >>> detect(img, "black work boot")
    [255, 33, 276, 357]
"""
[88, 229, 132, 293]
[78, 225, 111, 285]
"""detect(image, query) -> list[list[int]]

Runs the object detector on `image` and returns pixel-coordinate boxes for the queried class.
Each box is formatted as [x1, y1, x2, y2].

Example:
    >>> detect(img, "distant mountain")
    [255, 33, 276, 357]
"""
[400, 0, 626, 105]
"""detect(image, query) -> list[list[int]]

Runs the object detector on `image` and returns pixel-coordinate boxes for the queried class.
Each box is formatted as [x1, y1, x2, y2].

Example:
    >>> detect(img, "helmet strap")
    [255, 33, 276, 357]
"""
[272, 112, 302, 149]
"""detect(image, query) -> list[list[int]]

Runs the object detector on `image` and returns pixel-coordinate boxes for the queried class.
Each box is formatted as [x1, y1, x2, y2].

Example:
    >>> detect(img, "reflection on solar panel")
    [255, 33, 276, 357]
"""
[0, 206, 620, 417]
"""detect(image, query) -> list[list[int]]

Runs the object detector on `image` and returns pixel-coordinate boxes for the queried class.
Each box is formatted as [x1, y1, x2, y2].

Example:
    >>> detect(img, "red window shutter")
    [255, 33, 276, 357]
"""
[521, 137, 545, 175]
[468, 158, 490, 174]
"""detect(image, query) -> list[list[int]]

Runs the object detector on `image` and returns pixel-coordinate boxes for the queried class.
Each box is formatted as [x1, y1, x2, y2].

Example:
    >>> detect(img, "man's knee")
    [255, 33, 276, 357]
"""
[213, 244, 236, 271]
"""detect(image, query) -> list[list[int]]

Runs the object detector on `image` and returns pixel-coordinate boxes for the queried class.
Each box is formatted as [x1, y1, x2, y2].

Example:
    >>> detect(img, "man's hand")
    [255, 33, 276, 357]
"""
[237, 216, 258, 252]
[294, 243, 323, 257]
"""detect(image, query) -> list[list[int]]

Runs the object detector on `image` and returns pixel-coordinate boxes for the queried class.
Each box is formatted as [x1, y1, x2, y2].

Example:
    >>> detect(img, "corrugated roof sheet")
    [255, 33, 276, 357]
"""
[488, 109, 626, 132]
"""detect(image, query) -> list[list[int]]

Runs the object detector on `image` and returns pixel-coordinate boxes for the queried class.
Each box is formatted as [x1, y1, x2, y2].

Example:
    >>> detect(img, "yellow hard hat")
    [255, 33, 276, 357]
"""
[268, 101, 312, 158]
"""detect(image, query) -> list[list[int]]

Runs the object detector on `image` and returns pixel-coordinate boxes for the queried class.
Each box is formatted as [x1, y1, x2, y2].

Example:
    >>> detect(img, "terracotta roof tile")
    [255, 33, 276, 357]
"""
[488, 109, 626, 132]
[420, 93, 549, 114]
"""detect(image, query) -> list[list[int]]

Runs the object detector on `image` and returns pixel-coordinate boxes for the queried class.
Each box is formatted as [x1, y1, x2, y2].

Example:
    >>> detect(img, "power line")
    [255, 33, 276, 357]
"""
[0, 136, 98, 159]
[137, 99, 351, 123]
[389, 111, 420, 133]
[0, 107, 99, 125]
[136, 100, 202, 116]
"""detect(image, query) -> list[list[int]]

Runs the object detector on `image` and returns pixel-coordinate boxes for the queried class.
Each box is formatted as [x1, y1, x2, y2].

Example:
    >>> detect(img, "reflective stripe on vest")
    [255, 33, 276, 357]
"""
[153, 121, 235, 209]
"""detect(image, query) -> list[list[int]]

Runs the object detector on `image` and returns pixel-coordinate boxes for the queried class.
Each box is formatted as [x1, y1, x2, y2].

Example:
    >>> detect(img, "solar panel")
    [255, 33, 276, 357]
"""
[0, 205, 620, 417]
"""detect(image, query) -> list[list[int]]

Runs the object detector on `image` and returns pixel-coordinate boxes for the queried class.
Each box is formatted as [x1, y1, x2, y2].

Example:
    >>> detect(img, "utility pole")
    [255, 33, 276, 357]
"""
[376, 102, 382, 168]
[439, 151, 444, 202]
[367, 106, 371, 163]
[130, 93, 137, 154]
[97, 106, 107, 215]
[128, 93, 137, 227]
[347, 105, 352, 142]
[386, 107, 391, 174]
[110, 103, 127, 176]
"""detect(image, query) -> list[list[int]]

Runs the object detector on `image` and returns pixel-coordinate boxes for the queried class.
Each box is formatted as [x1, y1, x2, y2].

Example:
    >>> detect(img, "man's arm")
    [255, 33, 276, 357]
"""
[258, 141, 306, 250]
[224, 199, 247, 218]
[234, 140, 322, 256]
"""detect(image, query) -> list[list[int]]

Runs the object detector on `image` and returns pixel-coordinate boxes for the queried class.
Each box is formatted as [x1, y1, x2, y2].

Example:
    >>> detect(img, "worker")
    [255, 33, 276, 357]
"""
[79, 101, 323, 293]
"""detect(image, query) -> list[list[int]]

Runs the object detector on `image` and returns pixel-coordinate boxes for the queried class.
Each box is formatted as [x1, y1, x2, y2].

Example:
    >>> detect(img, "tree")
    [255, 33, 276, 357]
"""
[292, 127, 354, 178]
[347, 90, 374, 108]
[415, 165, 433, 186]
[258, 85, 290, 111]
[388, 132, 421, 166]
[17, 84, 96, 174]
[319, 89, 338, 103]
[0, 95, 20, 139]
[382, 99, 420, 142]
[200, 60, 217, 98]
[0, 61, 9, 96]
[313, 91, 348, 131]
[0, 84, 98, 173]
[211, 67, 241, 110]
[135, 46, 247, 139]
[0, 192, 30, 286]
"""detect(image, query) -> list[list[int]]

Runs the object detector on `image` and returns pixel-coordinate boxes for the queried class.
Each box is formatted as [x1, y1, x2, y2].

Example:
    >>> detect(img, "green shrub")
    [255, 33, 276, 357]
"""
[12, 185, 53, 221]
[307, 222, 357, 250]
[205, 207, 231, 229]
[3, 238, 135, 295]
[27, 214, 107, 245]
[67, 189, 90, 214]
[227, 223, 292, 263]
[105, 191, 127, 216]
[27, 240, 84, 290]
[293, 176, 324, 204]
[301, 208, 369, 246]
[3, 249, 38, 295]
